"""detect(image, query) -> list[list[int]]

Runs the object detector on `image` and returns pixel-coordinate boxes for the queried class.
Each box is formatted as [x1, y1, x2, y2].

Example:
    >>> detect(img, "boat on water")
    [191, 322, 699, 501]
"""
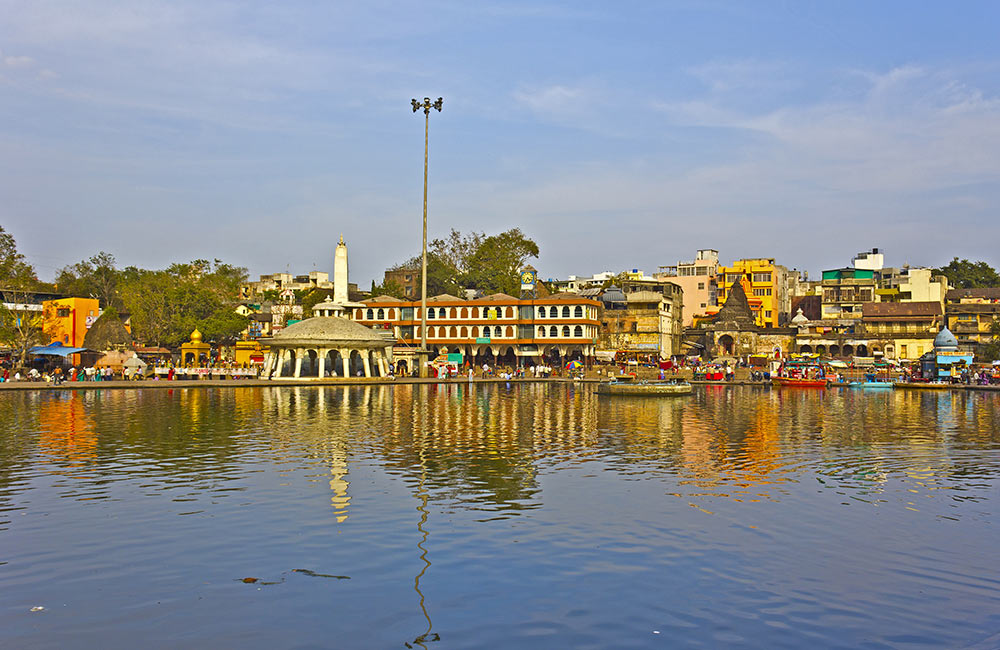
[771, 376, 828, 388]
[849, 381, 895, 389]
[596, 377, 693, 396]
[847, 372, 894, 388]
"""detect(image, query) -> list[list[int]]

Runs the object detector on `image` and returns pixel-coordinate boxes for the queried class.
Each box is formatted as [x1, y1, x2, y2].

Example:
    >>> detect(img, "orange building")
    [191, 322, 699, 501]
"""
[42, 297, 100, 363]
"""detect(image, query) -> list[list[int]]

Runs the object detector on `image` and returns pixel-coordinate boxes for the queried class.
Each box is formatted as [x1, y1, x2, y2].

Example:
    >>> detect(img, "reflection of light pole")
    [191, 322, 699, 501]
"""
[412, 96, 443, 378]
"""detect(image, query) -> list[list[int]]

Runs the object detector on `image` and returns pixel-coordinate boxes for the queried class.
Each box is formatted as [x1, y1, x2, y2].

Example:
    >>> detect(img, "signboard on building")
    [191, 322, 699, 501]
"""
[475, 337, 491, 344]
[520, 269, 537, 291]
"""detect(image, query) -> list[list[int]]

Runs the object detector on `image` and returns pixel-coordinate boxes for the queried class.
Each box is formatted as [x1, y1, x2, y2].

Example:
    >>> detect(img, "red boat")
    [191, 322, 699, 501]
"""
[771, 376, 828, 388]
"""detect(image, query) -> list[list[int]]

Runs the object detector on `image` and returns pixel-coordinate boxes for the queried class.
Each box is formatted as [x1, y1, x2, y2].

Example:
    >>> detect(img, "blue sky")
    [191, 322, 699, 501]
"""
[2, 1, 999, 287]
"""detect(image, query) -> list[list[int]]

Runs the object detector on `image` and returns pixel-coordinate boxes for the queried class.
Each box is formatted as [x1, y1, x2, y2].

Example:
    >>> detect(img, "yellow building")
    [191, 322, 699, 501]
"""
[715, 259, 789, 327]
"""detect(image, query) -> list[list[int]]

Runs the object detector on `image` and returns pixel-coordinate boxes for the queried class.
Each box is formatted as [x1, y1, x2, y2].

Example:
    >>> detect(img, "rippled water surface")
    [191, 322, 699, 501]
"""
[2, 384, 999, 649]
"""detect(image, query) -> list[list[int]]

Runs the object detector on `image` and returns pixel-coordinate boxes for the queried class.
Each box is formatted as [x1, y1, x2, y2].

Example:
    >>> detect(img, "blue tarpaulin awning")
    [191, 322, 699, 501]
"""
[28, 342, 91, 357]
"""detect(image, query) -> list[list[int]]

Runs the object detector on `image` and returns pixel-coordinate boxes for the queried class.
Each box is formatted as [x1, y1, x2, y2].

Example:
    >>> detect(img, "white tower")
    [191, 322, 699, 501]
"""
[334, 235, 349, 305]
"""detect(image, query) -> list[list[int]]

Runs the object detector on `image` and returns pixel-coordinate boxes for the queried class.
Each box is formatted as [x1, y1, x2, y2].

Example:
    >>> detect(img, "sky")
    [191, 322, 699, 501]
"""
[2, 1, 999, 288]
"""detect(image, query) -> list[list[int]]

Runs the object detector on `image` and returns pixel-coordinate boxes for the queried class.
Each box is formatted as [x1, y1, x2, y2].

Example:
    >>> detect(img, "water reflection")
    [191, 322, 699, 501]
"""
[1, 385, 999, 648]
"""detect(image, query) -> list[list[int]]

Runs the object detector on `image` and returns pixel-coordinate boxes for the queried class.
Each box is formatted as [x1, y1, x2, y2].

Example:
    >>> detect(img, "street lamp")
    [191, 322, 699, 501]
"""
[411, 96, 443, 378]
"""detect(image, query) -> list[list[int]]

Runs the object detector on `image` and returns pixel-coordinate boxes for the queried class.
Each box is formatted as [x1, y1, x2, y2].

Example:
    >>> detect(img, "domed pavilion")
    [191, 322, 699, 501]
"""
[263, 315, 392, 379]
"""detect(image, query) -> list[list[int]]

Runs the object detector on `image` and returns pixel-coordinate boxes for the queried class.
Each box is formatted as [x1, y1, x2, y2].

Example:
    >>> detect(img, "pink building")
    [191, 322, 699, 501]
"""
[655, 249, 719, 326]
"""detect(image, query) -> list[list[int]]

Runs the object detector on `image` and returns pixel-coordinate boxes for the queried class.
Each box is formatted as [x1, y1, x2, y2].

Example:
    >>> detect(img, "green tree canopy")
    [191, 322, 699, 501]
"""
[389, 228, 539, 298]
[119, 259, 249, 347]
[0, 226, 44, 290]
[55, 251, 123, 309]
[934, 258, 1000, 289]
[462, 228, 540, 295]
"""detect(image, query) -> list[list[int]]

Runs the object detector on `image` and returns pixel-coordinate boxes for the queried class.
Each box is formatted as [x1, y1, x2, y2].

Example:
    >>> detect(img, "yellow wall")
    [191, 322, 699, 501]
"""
[716, 259, 780, 327]
[43, 298, 100, 348]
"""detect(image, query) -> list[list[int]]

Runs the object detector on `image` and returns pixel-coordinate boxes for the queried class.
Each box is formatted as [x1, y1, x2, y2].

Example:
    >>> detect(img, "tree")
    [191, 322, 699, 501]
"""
[0, 226, 43, 290]
[392, 252, 462, 297]
[301, 289, 332, 316]
[55, 251, 122, 309]
[979, 318, 1000, 363]
[934, 258, 1000, 289]
[462, 228, 540, 295]
[0, 289, 45, 368]
[370, 278, 406, 299]
[387, 228, 540, 298]
[119, 259, 249, 347]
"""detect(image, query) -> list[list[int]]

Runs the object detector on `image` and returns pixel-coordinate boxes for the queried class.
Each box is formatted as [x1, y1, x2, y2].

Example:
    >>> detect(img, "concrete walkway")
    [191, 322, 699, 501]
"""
[0, 376, 997, 393]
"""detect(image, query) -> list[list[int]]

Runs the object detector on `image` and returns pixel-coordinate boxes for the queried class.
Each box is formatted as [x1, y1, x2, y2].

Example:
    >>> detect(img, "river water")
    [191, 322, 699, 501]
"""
[1, 384, 998, 649]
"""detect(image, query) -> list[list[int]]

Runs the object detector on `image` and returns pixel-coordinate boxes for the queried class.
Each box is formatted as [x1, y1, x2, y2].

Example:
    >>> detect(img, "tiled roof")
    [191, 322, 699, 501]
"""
[947, 287, 1000, 300]
[862, 301, 942, 318]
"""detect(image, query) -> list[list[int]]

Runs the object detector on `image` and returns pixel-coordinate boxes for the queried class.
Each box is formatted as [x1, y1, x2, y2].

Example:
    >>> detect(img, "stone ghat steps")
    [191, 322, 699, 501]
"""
[1, 378, 998, 393]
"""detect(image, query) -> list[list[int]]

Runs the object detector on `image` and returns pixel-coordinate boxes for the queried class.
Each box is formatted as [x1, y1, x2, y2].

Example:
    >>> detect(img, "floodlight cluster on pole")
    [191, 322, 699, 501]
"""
[411, 97, 443, 378]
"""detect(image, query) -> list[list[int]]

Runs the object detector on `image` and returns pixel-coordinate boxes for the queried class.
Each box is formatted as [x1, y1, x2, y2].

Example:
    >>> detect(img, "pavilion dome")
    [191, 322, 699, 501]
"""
[270, 316, 390, 348]
[791, 307, 809, 326]
[933, 327, 959, 352]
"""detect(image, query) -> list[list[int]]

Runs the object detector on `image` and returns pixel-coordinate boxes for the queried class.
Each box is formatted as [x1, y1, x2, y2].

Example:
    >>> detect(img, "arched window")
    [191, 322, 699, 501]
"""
[482, 326, 491, 338]
[460, 307, 468, 318]
[439, 307, 447, 319]
[538, 307, 546, 318]
[450, 326, 457, 337]
[355, 309, 363, 319]
[538, 326, 545, 337]
[460, 326, 468, 337]
[562, 325, 570, 337]
[550, 326, 558, 337]
[427, 326, 435, 338]
[562, 306, 570, 318]
[427, 308, 435, 319]
[505, 306, 513, 318]
[574, 306, 583, 318]
[450, 307, 457, 318]
[506, 326, 514, 338]
[377, 308, 385, 320]
[366, 309, 374, 320]
[574, 325, 583, 337]
[387, 308, 395, 320]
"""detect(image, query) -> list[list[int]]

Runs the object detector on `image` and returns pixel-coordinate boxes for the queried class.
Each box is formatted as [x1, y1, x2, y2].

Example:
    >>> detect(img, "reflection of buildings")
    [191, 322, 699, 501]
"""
[37, 392, 97, 466]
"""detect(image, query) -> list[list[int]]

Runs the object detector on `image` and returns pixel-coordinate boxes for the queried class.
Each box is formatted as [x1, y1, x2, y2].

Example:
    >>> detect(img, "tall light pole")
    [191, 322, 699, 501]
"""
[412, 96, 442, 378]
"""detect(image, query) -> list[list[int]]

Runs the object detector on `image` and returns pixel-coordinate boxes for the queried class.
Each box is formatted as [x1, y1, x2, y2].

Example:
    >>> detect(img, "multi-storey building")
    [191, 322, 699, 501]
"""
[877, 267, 949, 306]
[820, 268, 878, 319]
[382, 267, 420, 299]
[944, 288, 1000, 349]
[548, 271, 616, 293]
[655, 249, 719, 326]
[599, 279, 684, 359]
[715, 258, 791, 327]
[242, 271, 336, 299]
[860, 302, 943, 361]
[355, 292, 601, 369]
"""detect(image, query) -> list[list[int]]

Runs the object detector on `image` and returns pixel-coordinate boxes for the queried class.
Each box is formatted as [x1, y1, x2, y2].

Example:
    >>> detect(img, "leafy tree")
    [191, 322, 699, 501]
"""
[934, 258, 1000, 289]
[429, 229, 484, 275]
[119, 259, 249, 347]
[0, 226, 43, 290]
[388, 228, 539, 298]
[392, 252, 462, 297]
[301, 288, 332, 316]
[0, 290, 45, 367]
[979, 318, 1000, 363]
[55, 251, 122, 309]
[370, 278, 406, 299]
[462, 228, 540, 295]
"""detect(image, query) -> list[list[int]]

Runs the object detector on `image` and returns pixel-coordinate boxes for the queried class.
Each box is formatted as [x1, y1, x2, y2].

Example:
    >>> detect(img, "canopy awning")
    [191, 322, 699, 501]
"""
[29, 342, 91, 357]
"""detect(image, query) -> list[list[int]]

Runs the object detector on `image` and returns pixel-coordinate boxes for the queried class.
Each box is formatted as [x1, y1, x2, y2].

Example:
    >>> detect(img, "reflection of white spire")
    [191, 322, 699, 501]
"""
[328, 423, 351, 522]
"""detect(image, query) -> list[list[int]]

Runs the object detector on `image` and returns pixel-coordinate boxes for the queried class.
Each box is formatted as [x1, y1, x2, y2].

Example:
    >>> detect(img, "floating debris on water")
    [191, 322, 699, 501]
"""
[292, 568, 350, 579]
[30, 606, 45, 612]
